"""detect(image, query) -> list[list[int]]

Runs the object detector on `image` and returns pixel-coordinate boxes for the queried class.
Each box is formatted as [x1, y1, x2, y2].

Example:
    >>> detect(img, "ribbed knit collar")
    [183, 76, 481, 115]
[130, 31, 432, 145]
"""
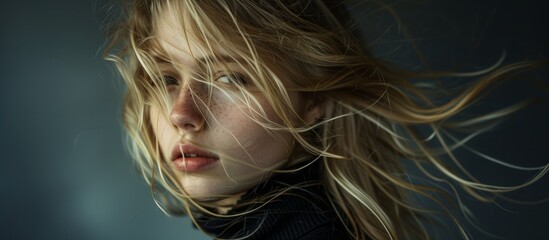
[194, 159, 344, 239]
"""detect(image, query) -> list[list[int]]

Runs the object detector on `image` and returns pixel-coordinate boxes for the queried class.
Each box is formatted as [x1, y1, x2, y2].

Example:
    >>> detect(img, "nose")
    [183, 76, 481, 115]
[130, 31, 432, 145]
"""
[169, 82, 205, 132]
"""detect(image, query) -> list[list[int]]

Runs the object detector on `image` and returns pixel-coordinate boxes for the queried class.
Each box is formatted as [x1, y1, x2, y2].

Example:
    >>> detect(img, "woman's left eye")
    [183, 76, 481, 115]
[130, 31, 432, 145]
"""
[215, 73, 248, 85]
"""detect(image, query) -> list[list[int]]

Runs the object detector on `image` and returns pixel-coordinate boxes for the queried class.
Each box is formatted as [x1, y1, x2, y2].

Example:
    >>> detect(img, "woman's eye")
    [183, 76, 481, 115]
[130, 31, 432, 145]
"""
[163, 75, 179, 86]
[216, 73, 248, 85]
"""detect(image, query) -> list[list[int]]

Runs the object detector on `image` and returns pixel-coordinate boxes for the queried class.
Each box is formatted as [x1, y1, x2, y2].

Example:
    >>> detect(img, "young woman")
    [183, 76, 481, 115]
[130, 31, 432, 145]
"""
[105, 0, 548, 239]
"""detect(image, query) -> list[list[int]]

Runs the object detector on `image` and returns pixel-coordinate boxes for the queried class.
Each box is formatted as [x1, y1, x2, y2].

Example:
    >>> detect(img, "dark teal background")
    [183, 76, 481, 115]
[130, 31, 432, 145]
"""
[1, 0, 547, 239]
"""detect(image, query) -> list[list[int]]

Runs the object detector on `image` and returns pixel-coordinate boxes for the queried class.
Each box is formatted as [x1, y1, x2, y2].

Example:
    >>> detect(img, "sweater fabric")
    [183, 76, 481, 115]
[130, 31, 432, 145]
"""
[195, 161, 352, 239]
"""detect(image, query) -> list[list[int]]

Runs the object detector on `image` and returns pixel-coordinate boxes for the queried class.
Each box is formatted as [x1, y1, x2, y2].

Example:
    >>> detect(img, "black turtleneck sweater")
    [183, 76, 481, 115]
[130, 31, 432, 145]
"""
[194, 161, 352, 239]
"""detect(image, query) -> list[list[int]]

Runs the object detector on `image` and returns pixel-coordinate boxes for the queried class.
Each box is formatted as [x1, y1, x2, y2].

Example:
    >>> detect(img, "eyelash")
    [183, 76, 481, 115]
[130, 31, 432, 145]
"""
[163, 75, 179, 86]
[161, 72, 249, 86]
[215, 72, 249, 86]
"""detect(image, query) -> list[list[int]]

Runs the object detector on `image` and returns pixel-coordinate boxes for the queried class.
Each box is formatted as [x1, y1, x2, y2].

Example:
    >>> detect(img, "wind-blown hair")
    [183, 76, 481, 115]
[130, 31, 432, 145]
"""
[105, 0, 547, 239]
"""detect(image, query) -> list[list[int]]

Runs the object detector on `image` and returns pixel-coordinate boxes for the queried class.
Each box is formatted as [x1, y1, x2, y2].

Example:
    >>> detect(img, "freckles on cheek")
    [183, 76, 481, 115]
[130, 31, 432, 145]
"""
[212, 110, 258, 139]
[209, 104, 263, 142]
[209, 90, 289, 145]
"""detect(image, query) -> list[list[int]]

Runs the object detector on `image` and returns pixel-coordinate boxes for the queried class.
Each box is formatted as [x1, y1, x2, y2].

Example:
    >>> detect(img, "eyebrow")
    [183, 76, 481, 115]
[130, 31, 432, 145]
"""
[146, 38, 243, 66]
[152, 53, 241, 67]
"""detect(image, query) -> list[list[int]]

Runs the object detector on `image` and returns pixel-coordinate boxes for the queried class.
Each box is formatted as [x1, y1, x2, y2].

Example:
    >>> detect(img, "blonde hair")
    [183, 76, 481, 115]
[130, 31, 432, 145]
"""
[105, 0, 548, 239]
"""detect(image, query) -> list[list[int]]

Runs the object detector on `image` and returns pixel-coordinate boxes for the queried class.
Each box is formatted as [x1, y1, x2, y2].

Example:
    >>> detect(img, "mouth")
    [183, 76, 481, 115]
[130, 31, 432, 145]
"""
[171, 144, 220, 172]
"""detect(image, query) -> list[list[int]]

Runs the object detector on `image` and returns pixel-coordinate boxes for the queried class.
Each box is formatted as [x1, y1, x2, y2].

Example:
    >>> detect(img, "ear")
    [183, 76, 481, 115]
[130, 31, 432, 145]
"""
[303, 96, 325, 125]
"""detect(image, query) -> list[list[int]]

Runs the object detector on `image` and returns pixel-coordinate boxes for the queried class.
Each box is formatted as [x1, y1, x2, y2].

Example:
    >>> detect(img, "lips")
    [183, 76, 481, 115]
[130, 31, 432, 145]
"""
[171, 144, 219, 172]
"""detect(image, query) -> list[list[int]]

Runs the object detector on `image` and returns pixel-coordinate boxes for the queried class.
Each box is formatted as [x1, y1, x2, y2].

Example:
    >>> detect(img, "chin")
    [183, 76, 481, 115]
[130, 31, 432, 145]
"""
[180, 178, 258, 199]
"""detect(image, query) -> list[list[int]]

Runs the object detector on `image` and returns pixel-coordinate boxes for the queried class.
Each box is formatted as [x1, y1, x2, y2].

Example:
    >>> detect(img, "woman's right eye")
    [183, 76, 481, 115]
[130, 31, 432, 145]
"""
[163, 75, 179, 86]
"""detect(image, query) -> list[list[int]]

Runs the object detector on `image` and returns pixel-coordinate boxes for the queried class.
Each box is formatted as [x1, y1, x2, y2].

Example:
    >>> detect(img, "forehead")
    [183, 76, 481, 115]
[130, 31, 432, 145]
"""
[151, 5, 228, 66]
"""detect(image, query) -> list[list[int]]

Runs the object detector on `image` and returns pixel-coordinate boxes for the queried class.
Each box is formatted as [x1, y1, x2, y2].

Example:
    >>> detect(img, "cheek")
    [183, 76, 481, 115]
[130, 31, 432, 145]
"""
[149, 106, 178, 160]
[209, 92, 295, 164]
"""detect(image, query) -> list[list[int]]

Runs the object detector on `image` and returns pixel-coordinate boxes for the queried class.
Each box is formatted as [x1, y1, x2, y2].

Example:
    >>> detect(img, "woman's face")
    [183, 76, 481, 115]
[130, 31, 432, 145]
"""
[148, 11, 309, 198]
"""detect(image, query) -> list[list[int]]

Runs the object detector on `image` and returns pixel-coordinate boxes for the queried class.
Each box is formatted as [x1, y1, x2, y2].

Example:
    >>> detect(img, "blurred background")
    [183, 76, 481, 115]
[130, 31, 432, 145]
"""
[0, 0, 547, 239]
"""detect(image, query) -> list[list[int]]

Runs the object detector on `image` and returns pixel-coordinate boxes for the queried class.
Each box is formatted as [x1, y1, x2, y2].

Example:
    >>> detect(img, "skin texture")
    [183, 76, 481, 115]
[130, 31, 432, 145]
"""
[148, 10, 318, 199]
